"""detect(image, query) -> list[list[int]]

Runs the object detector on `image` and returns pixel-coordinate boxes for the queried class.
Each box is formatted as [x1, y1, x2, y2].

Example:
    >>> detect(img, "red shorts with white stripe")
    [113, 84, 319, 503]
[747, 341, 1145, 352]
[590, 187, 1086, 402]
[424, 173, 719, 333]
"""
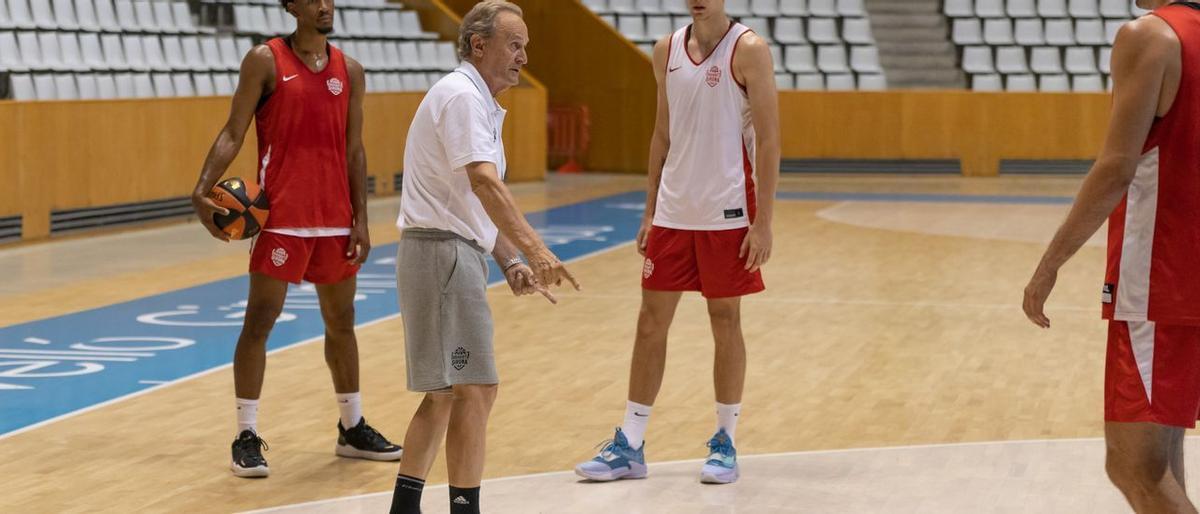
[1106, 320, 1200, 428]
[640, 226, 764, 299]
[249, 232, 360, 285]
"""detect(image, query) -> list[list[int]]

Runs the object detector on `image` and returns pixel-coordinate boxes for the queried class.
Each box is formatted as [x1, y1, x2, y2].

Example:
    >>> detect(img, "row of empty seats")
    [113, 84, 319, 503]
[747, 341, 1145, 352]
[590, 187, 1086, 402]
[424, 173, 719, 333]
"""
[971, 73, 1108, 92]
[613, 13, 873, 45]
[329, 39, 459, 72]
[1, 32, 250, 72]
[8, 70, 446, 100]
[588, 0, 866, 18]
[593, 0, 884, 91]
[950, 0, 1135, 91]
[200, 0, 396, 9]
[963, 45, 1110, 75]
[776, 72, 885, 90]
[952, 17, 1121, 46]
[1, 0, 207, 33]
[232, 4, 437, 39]
[945, 0, 1146, 18]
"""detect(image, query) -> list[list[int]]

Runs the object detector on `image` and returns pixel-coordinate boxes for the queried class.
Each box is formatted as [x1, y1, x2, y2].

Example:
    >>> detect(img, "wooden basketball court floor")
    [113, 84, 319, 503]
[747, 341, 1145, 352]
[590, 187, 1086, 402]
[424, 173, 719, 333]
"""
[0, 173, 1186, 513]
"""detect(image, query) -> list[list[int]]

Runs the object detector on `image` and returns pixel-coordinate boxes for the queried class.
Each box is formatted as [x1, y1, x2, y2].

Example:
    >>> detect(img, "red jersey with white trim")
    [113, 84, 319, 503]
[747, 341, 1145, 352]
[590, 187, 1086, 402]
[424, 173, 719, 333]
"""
[653, 22, 757, 231]
[254, 37, 353, 232]
[1104, 3, 1200, 325]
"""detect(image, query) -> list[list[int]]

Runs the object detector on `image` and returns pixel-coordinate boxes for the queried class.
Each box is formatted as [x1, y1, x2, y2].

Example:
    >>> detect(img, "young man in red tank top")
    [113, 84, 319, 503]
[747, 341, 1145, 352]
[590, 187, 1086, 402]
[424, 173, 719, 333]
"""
[1026, 1, 1200, 510]
[576, 0, 780, 485]
[191, 0, 401, 478]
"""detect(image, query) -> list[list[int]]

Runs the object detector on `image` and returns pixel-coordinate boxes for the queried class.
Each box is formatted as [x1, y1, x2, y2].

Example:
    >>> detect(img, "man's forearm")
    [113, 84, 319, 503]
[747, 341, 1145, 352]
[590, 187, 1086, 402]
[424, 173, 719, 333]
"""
[473, 178, 545, 256]
[348, 148, 369, 224]
[644, 137, 668, 221]
[491, 233, 521, 265]
[1039, 158, 1135, 272]
[753, 141, 780, 227]
[194, 130, 243, 196]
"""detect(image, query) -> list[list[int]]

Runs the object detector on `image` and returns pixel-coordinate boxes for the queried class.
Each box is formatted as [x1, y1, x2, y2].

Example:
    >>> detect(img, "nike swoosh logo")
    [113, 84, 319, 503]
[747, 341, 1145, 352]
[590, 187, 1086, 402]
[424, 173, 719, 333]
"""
[634, 412, 648, 417]
[283, 74, 299, 82]
[668, 66, 682, 73]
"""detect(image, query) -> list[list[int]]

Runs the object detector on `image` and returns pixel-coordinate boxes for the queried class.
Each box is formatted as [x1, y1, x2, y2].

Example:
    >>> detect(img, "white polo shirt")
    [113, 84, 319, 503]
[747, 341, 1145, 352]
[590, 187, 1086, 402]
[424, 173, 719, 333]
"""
[397, 62, 507, 253]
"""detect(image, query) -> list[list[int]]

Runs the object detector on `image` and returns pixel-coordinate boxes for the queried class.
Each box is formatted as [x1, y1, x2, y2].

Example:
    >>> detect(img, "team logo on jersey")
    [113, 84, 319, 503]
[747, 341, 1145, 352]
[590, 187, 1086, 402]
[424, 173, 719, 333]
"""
[705, 66, 721, 87]
[271, 247, 288, 267]
[451, 347, 470, 370]
[643, 258, 654, 279]
[327, 77, 344, 96]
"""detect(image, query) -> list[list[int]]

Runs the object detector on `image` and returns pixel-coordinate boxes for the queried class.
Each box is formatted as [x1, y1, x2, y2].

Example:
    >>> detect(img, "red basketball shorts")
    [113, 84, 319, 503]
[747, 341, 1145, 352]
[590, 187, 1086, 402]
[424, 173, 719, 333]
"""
[1106, 320, 1200, 428]
[640, 226, 765, 299]
[249, 232, 360, 285]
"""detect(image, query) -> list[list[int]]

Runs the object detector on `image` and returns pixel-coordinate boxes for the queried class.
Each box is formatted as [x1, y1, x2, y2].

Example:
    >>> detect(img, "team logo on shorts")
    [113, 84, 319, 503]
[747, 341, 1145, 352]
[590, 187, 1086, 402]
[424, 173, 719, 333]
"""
[451, 347, 470, 371]
[327, 77, 344, 96]
[706, 66, 721, 87]
[642, 258, 654, 279]
[271, 247, 288, 267]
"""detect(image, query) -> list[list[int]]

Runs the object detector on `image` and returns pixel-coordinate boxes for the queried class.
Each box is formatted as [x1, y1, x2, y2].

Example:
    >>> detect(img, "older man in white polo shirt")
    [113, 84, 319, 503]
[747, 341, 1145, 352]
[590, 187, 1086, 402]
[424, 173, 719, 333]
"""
[389, 2, 578, 513]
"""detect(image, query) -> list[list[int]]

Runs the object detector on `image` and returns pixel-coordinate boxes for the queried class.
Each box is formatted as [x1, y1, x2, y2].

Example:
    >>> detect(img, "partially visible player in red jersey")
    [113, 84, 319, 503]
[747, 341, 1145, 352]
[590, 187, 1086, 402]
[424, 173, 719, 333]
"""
[1025, 1, 1200, 511]
[191, 0, 401, 478]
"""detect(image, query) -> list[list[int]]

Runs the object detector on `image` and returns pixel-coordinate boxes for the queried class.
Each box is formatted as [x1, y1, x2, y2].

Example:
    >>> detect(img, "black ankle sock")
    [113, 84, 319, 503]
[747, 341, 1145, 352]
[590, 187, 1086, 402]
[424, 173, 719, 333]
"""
[389, 474, 425, 514]
[448, 485, 481, 514]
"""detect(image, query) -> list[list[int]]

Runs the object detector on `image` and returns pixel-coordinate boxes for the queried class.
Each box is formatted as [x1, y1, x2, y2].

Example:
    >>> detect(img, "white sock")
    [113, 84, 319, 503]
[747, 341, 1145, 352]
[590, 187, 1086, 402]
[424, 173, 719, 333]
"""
[337, 392, 363, 428]
[716, 402, 741, 444]
[236, 398, 259, 435]
[620, 401, 653, 449]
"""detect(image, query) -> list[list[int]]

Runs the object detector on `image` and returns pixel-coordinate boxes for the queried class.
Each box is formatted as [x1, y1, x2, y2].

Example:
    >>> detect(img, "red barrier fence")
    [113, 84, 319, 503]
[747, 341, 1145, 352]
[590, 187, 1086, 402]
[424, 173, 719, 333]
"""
[547, 104, 590, 173]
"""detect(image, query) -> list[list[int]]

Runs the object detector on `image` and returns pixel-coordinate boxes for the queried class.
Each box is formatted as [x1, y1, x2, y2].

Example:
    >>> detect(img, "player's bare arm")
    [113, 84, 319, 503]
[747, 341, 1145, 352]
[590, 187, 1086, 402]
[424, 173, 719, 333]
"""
[639, 35, 672, 257]
[344, 56, 370, 264]
[191, 45, 276, 242]
[466, 162, 580, 291]
[1023, 17, 1178, 328]
[732, 32, 779, 273]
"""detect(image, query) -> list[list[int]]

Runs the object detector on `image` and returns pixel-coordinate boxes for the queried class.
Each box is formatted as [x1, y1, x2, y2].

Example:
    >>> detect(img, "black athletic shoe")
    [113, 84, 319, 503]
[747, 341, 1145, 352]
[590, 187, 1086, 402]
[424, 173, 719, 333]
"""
[230, 429, 269, 478]
[336, 417, 403, 461]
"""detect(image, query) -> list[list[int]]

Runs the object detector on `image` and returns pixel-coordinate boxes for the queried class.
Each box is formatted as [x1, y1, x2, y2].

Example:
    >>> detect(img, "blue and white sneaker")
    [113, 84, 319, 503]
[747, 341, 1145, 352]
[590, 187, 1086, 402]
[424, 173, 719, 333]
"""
[700, 429, 739, 484]
[574, 428, 648, 481]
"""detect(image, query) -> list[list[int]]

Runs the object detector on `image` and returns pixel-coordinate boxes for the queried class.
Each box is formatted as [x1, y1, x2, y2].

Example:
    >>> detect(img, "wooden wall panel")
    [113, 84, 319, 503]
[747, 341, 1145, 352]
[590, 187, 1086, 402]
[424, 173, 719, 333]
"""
[778, 91, 1111, 176]
[440, 0, 656, 173]
[5, 86, 548, 240]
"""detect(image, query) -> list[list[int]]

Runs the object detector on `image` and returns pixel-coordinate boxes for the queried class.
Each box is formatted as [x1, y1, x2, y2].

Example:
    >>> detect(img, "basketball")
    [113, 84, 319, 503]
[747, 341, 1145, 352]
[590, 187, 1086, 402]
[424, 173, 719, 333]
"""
[207, 177, 269, 240]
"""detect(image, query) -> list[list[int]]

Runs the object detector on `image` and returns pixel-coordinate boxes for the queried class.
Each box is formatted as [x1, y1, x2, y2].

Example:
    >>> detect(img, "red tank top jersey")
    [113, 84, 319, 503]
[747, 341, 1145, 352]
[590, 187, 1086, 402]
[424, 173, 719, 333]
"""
[255, 37, 353, 230]
[1104, 3, 1200, 325]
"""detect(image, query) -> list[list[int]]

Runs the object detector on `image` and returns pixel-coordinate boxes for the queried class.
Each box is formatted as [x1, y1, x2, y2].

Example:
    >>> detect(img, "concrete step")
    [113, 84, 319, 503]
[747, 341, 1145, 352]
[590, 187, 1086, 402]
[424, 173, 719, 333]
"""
[877, 41, 958, 57]
[865, 0, 941, 15]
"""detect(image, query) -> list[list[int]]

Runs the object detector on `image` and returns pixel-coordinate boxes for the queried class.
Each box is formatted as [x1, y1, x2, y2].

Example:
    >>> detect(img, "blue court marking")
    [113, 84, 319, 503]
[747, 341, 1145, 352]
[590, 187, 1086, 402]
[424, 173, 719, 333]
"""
[777, 191, 1075, 205]
[0, 191, 648, 437]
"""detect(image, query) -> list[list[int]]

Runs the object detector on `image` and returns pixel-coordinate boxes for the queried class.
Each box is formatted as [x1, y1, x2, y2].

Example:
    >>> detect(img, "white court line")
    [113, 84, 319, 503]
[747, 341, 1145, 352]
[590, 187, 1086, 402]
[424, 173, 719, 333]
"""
[0, 241, 635, 442]
[238, 435, 1160, 514]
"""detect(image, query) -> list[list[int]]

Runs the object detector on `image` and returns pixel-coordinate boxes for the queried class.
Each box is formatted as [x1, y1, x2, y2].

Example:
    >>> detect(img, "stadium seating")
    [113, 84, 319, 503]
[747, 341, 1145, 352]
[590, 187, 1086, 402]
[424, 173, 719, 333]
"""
[2, 0, 457, 100]
[586, 0, 888, 91]
[947, 0, 1145, 92]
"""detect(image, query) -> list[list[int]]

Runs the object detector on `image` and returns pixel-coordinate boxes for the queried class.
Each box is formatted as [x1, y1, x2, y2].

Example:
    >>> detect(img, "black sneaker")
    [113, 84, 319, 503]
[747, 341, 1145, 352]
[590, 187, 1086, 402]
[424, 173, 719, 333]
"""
[230, 429, 269, 478]
[335, 417, 403, 461]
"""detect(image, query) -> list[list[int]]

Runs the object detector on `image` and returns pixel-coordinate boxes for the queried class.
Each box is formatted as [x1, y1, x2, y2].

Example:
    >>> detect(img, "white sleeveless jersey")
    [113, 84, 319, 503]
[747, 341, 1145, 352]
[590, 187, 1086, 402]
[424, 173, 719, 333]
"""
[653, 22, 757, 231]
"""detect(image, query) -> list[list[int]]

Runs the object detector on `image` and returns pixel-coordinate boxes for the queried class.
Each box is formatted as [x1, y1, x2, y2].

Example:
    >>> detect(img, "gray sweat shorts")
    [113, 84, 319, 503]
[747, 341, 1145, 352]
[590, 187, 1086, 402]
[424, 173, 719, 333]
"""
[396, 228, 497, 392]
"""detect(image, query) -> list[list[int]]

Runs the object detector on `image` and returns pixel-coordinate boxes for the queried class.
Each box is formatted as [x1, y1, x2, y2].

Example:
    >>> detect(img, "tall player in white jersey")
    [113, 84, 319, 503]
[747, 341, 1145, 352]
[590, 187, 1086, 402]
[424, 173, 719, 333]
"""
[576, 0, 779, 485]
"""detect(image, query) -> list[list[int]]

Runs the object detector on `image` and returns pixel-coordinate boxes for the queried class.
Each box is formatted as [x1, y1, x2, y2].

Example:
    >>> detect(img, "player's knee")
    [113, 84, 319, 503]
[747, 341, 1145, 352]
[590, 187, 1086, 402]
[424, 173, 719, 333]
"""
[321, 303, 356, 334]
[706, 300, 741, 326]
[1107, 446, 1169, 491]
[452, 384, 498, 407]
[241, 303, 283, 340]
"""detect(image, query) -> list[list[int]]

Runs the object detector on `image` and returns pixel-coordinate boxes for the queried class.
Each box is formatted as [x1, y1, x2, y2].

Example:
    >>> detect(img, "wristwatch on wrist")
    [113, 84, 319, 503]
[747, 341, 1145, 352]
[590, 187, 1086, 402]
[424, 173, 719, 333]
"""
[501, 257, 523, 272]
